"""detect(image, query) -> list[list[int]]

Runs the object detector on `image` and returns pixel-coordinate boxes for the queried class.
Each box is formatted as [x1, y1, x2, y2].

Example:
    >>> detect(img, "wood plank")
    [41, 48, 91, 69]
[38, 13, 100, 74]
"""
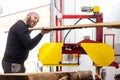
[29, 21, 120, 30]
[0, 70, 93, 80]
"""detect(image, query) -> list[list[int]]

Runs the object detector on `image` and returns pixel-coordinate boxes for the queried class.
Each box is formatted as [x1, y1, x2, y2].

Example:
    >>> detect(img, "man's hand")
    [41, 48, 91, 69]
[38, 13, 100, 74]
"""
[40, 27, 51, 35]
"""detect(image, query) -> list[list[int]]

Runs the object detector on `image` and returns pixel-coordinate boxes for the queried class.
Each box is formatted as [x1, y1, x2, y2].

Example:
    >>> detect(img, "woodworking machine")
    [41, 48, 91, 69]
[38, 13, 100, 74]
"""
[38, 39, 118, 68]
[38, 5, 119, 68]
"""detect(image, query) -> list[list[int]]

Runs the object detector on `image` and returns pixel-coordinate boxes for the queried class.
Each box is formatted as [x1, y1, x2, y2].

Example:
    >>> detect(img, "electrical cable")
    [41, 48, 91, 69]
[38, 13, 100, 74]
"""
[88, 18, 96, 23]
[54, 0, 60, 12]
[63, 18, 82, 43]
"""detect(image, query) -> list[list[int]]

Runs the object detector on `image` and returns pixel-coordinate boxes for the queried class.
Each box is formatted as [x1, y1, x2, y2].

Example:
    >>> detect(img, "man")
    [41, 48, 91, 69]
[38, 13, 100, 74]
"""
[2, 12, 50, 73]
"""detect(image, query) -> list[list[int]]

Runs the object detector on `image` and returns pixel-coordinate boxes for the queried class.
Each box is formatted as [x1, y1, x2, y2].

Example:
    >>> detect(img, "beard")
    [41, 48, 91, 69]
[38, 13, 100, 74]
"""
[26, 17, 34, 28]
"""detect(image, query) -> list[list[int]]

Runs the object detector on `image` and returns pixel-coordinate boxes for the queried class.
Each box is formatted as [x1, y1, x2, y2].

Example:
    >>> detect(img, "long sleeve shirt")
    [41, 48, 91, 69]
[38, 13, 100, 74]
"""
[3, 20, 43, 64]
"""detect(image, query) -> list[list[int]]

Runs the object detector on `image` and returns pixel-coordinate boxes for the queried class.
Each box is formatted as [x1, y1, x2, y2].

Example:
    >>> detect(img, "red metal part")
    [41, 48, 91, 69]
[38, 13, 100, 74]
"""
[62, 39, 98, 65]
[104, 34, 115, 48]
[62, 14, 100, 19]
[55, 0, 62, 42]
[110, 61, 119, 68]
[62, 39, 99, 54]
[56, 0, 63, 71]
[56, 13, 103, 42]
[55, 16, 59, 42]
[96, 13, 103, 42]
[62, 39, 119, 68]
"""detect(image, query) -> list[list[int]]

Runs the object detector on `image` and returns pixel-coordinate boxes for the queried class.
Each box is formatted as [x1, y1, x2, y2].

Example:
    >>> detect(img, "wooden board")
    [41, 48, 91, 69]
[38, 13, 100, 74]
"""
[0, 70, 93, 80]
[29, 21, 120, 30]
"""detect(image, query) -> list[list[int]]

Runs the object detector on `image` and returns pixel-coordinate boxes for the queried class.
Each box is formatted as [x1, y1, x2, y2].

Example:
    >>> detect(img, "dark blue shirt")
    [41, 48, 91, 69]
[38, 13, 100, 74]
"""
[3, 20, 43, 64]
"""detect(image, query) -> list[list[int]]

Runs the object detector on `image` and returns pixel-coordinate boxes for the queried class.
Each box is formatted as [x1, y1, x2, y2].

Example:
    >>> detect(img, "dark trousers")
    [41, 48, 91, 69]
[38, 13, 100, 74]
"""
[2, 61, 26, 73]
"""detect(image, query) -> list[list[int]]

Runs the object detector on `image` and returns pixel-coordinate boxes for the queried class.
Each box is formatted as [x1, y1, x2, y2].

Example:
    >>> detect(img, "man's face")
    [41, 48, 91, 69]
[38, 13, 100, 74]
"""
[26, 13, 39, 28]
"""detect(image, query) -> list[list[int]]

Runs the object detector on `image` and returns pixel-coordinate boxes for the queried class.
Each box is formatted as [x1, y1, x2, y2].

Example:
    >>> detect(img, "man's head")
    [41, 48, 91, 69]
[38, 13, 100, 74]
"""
[25, 12, 39, 28]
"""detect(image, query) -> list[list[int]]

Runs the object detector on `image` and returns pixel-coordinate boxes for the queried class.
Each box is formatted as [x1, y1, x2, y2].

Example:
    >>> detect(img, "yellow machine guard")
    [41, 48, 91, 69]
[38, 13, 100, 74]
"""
[39, 42, 114, 67]
[81, 43, 114, 66]
[38, 42, 63, 65]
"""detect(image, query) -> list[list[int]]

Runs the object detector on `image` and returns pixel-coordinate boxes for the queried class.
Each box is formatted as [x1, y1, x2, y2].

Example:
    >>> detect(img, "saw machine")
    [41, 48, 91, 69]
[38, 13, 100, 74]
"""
[38, 39, 118, 68]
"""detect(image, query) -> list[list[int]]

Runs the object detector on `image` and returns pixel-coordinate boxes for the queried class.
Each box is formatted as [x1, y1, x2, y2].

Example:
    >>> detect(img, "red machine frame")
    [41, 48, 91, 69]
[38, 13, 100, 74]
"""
[55, 13, 103, 73]
[55, 14, 103, 42]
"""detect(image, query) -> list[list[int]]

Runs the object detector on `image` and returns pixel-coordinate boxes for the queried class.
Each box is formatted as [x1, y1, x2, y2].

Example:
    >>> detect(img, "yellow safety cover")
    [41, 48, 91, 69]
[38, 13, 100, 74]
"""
[38, 42, 63, 65]
[81, 43, 114, 66]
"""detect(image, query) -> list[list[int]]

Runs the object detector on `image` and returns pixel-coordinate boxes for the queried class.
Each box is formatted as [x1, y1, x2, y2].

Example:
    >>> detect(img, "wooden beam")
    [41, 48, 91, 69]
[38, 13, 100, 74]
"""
[29, 21, 120, 30]
[0, 70, 93, 80]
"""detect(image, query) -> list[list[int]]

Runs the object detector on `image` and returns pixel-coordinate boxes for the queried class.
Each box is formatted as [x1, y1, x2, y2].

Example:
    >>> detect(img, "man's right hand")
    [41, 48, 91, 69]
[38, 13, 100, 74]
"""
[40, 27, 51, 35]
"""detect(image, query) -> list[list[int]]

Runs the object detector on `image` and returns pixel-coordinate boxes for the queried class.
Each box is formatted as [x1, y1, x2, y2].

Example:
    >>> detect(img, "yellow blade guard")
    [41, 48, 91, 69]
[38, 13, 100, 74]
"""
[81, 43, 114, 66]
[38, 42, 63, 65]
